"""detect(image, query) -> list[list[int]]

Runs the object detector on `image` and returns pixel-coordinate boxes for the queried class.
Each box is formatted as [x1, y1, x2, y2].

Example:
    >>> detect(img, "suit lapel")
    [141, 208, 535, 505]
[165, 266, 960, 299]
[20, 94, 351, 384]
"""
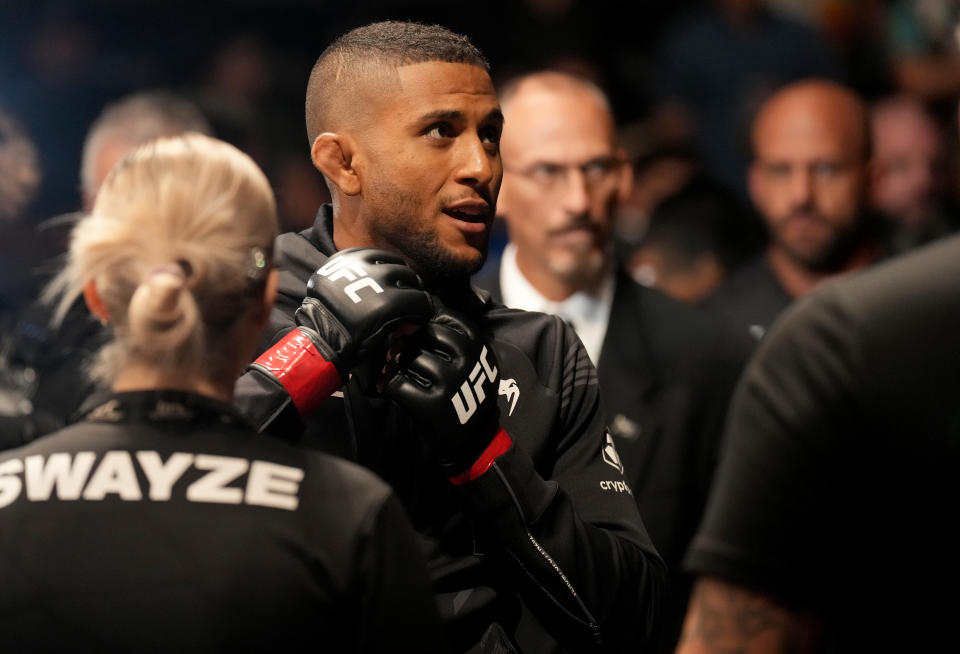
[597, 274, 661, 488]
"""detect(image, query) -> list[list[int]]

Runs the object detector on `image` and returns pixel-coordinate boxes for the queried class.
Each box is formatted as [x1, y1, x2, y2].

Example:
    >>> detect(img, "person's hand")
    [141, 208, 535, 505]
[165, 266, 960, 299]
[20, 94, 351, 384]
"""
[248, 248, 434, 414]
[301, 247, 435, 383]
[383, 308, 512, 483]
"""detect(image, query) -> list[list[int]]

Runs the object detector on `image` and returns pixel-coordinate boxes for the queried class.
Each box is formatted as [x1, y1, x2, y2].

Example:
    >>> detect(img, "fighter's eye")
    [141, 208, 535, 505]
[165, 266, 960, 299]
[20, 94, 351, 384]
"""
[425, 122, 457, 139]
[479, 123, 502, 147]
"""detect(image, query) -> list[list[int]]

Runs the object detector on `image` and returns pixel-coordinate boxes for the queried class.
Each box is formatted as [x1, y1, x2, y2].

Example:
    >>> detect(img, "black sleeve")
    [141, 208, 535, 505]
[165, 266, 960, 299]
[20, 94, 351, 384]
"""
[356, 492, 449, 654]
[456, 324, 666, 652]
[684, 288, 861, 606]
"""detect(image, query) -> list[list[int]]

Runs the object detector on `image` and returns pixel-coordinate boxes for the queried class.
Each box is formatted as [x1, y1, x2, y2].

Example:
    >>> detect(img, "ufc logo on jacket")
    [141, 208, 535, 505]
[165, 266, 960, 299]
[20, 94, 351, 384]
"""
[452, 346, 498, 424]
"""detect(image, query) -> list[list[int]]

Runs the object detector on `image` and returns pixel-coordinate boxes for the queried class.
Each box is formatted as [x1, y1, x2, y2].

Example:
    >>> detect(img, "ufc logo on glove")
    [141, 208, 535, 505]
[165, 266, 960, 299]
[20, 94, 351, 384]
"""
[315, 256, 385, 303]
[451, 346, 498, 424]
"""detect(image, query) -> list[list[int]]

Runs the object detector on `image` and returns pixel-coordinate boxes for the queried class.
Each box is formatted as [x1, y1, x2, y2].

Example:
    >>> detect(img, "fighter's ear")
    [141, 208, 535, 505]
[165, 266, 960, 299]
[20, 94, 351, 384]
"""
[311, 132, 361, 196]
[83, 279, 110, 325]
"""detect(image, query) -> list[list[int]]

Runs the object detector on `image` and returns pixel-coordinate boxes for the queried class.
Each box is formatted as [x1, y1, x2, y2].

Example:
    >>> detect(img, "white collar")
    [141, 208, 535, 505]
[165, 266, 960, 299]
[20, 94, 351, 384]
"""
[499, 242, 614, 365]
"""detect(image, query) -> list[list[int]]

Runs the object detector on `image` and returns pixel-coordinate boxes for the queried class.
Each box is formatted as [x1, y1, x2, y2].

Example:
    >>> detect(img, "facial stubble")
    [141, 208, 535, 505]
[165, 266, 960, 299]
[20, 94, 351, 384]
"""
[365, 176, 489, 286]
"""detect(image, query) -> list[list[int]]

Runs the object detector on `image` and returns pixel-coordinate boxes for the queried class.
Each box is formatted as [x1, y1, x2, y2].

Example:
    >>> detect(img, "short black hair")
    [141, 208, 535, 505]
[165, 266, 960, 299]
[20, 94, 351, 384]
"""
[305, 21, 489, 145]
[643, 175, 760, 272]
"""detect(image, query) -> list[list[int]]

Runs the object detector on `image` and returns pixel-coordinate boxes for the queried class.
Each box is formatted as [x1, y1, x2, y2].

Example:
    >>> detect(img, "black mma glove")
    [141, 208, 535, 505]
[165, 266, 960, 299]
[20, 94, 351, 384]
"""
[248, 248, 434, 415]
[384, 308, 512, 484]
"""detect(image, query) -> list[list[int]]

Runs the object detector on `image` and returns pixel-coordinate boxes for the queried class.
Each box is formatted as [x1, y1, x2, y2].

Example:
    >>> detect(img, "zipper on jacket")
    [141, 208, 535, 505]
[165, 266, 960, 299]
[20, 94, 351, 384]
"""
[492, 462, 604, 646]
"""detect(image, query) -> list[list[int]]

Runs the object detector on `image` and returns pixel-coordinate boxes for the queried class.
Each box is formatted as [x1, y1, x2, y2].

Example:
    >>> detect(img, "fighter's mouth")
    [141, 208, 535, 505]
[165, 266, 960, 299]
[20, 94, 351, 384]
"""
[442, 203, 491, 223]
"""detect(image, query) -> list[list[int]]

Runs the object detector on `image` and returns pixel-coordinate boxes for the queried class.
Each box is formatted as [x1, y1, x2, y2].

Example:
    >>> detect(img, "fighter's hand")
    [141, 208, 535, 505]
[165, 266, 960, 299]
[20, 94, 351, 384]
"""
[247, 248, 433, 415]
[302, 248, 434, 381]
[383, 308, 512, 484]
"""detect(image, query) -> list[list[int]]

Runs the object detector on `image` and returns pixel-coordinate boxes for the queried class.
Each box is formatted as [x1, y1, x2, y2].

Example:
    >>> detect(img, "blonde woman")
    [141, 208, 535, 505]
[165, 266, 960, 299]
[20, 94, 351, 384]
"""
[0, 134, 446, 652]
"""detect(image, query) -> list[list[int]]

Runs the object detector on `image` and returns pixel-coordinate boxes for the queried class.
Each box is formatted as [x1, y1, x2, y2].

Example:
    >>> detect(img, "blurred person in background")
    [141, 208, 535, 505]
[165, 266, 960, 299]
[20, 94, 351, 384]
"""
[0, 105, 44, 438]
[611, 144, 699, 271]
[706, 78, 884, 344]
[0, 90, 212, 449]
[477, 70, 750, 654]
[650, 0, 841, 201]
[80, 91, 213, 211]
[868, 92, 959, 253]
[0, 132, 446, 652]
[883, 0, 960, 108]
[675, 230, 960, 654]
[630, 175, 758, 304]
[0, 105, 43, 318]
[0, 9, 110, 221]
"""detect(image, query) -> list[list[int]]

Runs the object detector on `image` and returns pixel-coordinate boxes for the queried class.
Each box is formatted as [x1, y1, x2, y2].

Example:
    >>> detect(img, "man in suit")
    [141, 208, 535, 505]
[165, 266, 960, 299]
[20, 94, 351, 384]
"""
[473, 70, 749, 653]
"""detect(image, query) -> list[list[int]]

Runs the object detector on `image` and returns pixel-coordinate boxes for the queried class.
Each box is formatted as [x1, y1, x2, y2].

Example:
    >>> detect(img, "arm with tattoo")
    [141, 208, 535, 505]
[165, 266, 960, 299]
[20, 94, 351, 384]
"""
[675, 577, 823, 654]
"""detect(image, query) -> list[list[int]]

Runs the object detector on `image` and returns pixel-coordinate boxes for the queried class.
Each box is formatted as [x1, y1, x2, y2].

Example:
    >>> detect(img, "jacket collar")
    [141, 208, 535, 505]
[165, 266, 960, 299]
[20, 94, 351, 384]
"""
[83, 389, 253, 429]
[308, 204, 338, 257]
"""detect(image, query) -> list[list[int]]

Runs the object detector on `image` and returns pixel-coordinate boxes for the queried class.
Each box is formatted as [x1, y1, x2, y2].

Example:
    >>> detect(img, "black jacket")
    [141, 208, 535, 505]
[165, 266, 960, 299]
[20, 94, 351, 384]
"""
[234, 206, 666, 653]
[476, 264, 749, 653]
[703, 253, 793, 344]
[0, 390, 446, 653]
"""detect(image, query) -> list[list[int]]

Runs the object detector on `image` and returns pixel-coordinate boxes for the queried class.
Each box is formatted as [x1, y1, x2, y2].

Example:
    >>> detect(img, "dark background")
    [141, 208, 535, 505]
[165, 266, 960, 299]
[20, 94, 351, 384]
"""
[0, 0, 696, 223]
[2, 0, 953, 269]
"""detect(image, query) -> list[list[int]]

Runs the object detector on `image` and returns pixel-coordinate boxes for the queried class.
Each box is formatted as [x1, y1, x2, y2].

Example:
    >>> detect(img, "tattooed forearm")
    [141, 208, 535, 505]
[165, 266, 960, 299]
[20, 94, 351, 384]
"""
[674, 577, 822, 654]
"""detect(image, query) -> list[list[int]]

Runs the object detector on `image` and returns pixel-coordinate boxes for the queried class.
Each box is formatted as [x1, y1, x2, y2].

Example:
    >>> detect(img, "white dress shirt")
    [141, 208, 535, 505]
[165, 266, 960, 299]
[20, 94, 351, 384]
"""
[498, 242, 614, 365]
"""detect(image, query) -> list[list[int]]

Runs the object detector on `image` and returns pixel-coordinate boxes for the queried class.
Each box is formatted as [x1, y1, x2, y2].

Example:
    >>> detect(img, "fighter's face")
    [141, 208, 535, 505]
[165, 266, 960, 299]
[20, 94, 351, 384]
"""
[356, 61, 503, 283]
[496, 85, 624, 291]
[749, 109, 869, 271]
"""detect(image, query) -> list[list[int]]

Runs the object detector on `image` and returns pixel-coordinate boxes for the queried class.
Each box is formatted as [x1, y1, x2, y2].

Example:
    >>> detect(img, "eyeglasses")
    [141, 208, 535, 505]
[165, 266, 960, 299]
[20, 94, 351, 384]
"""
[504, 155, 623, 192]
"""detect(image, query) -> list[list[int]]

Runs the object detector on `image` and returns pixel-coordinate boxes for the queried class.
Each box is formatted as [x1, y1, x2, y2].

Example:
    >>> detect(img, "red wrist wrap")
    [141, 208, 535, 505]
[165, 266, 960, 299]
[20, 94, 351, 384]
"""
[254, 329, 341, 415]
[448, 428, 513, 486]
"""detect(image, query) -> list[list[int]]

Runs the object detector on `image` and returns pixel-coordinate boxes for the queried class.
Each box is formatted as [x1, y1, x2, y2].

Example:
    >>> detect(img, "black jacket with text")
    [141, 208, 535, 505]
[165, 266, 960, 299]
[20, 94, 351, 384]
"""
[0, 390, 445, 653]
[234, 206, 666, 653]
[475, 262, 750, 654]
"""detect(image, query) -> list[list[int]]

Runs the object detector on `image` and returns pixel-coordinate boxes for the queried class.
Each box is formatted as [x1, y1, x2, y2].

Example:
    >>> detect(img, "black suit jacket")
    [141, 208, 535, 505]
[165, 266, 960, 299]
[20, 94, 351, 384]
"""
[475, 264, 751, 652]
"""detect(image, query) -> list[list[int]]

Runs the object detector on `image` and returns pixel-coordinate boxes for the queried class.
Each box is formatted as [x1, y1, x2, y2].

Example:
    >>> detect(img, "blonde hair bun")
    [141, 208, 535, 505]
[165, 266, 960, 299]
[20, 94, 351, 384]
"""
[46, 133, 278, 383]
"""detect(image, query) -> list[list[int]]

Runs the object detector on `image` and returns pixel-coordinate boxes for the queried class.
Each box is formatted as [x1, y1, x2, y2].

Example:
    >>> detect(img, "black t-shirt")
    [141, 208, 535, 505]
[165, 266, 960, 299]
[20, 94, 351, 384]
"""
[0, 390, 446, 653]
[685, 235, 960, 651]
[704, 253, 792, 343]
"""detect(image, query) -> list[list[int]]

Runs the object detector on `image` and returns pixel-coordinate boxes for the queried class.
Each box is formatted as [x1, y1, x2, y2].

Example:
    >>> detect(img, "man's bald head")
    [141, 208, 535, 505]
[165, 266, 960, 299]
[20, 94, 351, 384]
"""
[496, 70, 628, 299]
[751, 79, 870, 163]
[748, 79, 874, 273]
[304, 20, 489, 145]
[498, 71, 613, 122]
[81, 90, 212, 209]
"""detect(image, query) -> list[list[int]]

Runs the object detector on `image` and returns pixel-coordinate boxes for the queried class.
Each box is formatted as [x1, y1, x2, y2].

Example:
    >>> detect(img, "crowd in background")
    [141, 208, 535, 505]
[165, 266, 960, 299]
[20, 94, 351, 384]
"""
[3, 0, 960, 313]
[1, 2, 959, 652]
